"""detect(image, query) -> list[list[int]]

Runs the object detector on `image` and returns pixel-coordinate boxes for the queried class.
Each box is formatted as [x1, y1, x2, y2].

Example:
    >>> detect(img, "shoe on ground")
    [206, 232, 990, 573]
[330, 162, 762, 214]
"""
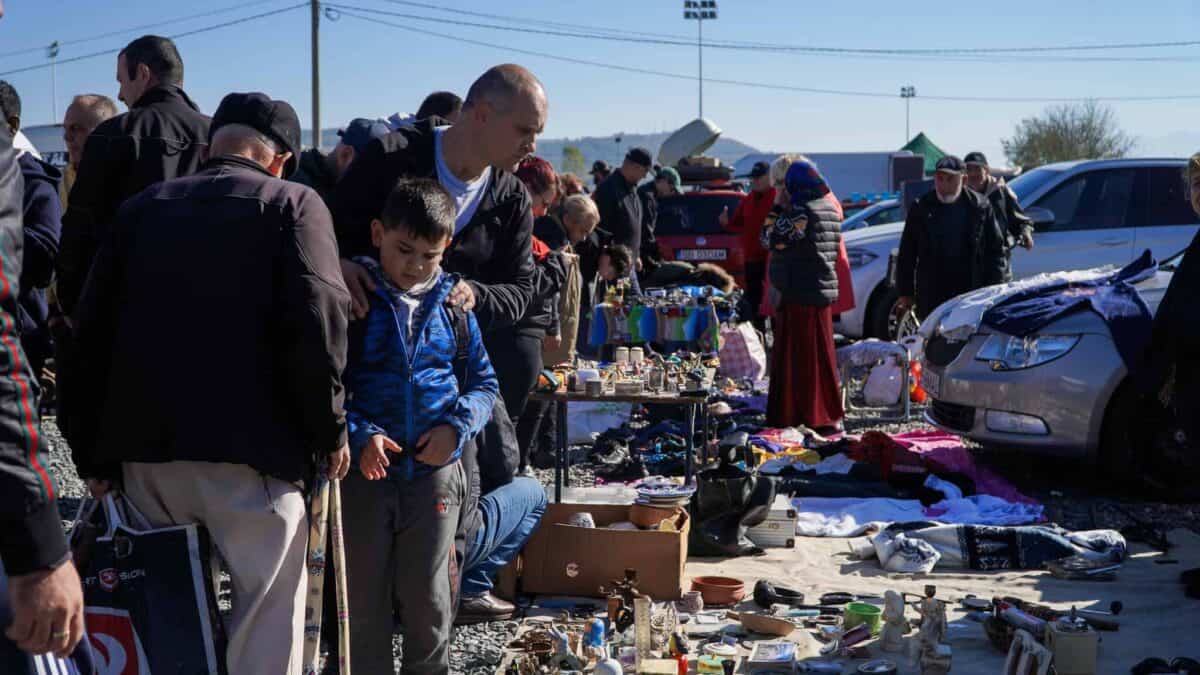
[455, 592, 515, 625]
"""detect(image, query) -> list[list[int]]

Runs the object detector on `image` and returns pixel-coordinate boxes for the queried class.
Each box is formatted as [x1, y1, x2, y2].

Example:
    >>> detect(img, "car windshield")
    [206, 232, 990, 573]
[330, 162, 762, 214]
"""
[655, 193, 745, 236]
[1009, 167, 1063, 206]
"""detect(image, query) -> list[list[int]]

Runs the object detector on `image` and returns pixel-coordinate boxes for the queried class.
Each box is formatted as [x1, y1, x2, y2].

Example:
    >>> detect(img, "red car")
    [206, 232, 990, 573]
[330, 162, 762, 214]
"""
[654, 189, 748, 285]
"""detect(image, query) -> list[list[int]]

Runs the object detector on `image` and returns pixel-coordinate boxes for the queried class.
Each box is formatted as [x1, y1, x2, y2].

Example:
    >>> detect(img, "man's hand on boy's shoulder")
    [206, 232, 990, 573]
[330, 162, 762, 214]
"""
[415, 425, 459, 466]
[447, 280, 476, 311]
[361, 434, 402, 480]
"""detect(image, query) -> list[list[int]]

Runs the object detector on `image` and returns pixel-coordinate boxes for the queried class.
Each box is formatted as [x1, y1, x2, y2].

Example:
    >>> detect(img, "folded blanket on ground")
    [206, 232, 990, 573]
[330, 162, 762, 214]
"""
[792, 495, 1045, 537]
[866, 522, 1127, 573]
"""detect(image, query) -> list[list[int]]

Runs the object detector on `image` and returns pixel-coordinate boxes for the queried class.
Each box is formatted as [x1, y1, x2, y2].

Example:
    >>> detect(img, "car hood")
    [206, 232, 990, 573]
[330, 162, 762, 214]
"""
[920, 262, 1173, 343]
[842, 220, 904, 250]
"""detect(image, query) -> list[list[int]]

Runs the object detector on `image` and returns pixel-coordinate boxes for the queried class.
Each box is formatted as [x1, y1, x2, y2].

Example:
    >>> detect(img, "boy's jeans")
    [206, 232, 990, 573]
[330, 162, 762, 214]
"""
[461, 477, 547, 597]
[341, 462, 466, 675]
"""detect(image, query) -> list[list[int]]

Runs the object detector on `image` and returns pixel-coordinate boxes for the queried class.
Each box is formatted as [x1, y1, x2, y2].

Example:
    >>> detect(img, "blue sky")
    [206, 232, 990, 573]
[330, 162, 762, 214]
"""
[3, 0, 1199, 165]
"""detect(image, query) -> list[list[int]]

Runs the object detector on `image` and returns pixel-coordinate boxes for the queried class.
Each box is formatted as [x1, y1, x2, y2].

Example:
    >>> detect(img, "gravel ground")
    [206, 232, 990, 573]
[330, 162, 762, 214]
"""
[43, 390, 1199, 674]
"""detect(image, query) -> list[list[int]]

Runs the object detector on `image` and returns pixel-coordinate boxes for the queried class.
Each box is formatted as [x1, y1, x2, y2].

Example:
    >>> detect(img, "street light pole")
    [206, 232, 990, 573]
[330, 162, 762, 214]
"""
[311, 0, 321, 150]
[683, 1, 717, 119]
[47, 41, 60, 122]
[900, 85, 916, 142]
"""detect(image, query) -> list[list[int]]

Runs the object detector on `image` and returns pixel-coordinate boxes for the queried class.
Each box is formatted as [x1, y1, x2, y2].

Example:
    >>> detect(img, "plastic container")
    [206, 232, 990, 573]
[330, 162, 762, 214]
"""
[843, 602, 883, 635]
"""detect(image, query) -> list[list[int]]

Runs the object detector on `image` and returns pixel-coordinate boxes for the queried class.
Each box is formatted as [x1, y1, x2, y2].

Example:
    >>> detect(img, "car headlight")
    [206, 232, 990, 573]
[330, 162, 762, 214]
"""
[974, 334, 1081, 370]
[846, 248, 878, 269]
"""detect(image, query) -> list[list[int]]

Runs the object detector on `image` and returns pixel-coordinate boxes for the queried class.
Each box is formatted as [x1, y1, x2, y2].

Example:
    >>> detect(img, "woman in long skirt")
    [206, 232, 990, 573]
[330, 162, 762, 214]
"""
[762, 157, 845, 432]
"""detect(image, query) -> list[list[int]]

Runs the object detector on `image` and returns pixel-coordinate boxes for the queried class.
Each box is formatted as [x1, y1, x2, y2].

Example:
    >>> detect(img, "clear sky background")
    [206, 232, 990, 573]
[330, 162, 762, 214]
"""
[3, 0, 1199, 165]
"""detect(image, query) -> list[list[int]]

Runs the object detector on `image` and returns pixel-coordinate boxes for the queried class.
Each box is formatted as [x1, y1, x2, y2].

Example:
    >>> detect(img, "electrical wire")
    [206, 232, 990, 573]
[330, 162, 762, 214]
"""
[0, 0, 292, 61]
[0, 4, 308, 77]
[330, 8, 1200, 103]
[346, 1, 1200, 62]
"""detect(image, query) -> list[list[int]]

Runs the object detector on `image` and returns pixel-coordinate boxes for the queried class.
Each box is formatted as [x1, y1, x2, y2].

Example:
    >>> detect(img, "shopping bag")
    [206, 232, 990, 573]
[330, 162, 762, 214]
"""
[81, 493, 227, 675]
[717, 322, 767, 381]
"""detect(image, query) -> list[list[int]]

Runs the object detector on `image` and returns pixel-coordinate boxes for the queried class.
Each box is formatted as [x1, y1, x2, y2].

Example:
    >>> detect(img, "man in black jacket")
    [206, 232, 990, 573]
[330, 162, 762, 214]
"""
[594, 147, 651, 260]
[65, 93, 350, 675]
[56, 34, 210, 315]
[291, 117, 389, 204]
[896, 155, 1005, 320]
[0, 126, 85, 671]
[0, 81, 62, 378]
[331, 63, 545, 416]
[965, 151, 1034, 281]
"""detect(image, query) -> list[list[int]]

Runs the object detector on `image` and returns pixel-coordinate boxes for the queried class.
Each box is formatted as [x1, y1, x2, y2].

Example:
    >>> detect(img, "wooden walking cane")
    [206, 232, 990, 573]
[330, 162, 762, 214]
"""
[329, 477, 352, 675]
[302, 474, 352, 675]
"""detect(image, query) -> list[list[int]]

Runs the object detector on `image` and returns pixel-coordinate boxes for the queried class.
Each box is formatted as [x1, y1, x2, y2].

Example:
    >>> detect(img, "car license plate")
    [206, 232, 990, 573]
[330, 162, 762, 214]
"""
[677, 248, 727, 261]
[922, 369, 941, 398]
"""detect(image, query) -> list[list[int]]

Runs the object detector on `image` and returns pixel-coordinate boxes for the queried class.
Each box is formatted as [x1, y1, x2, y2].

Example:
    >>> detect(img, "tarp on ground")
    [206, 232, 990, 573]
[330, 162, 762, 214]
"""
[901, 132, 947, 175]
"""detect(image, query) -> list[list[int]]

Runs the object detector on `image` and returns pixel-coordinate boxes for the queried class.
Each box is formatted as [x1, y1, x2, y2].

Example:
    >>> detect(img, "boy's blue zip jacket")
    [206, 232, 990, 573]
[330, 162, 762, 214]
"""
[344, 265, 499, 480]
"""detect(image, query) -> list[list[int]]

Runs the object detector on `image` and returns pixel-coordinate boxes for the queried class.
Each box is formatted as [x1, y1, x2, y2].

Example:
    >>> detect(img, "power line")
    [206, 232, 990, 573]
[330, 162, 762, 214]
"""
[0, 4, 307, 77]
[0, 0, 290, 61]
[330, 8, 1200, 103]
[353, 1, 1200, 60]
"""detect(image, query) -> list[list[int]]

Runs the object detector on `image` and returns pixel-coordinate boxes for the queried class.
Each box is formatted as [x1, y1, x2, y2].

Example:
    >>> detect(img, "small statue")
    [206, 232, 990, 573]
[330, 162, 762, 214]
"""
[583, 618, 607, 660]
[600, 569, 645, 634]
[880, 590, 910, 653]
[916, 587, 947, 649]
[548, 624, 584, 671]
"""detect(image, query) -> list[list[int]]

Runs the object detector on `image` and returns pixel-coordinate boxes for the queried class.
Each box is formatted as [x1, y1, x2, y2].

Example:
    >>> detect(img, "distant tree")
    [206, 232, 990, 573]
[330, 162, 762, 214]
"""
[1002, 100, 1135, 169]
[562, 144, 587, 176]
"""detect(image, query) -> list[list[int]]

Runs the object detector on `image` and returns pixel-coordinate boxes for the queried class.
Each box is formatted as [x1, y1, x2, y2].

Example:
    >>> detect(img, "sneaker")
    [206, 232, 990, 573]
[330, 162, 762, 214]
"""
[595, 456, 649, 483]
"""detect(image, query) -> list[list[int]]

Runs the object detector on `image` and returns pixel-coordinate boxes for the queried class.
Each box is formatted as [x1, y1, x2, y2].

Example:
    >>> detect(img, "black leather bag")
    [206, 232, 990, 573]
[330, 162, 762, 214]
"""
[689, 436, 775, 557]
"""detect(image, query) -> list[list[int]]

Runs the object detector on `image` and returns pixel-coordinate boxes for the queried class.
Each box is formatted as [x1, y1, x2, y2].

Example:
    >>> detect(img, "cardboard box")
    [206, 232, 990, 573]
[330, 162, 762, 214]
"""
[517, 502, 690, 600]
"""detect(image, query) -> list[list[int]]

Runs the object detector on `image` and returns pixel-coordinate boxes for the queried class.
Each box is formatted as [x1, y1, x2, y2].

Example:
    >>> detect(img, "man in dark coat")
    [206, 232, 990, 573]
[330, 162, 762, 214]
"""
[593, 147, 651, 259]
[65, 92, 350, 674]
[0, 122, 86, 674]
[896, 155, 1005, 320]
[56, 34, 210, 315]
[965, 151, 1034, 281]
[0, 81, 61, 377]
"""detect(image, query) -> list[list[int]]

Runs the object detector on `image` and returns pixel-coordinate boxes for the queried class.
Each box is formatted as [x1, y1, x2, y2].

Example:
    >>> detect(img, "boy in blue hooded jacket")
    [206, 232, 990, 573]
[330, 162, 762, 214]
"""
[340, 178, 498, 674]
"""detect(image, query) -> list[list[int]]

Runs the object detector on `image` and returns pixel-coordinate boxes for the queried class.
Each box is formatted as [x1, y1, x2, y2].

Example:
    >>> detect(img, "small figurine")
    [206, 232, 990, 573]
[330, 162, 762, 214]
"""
[910, 586, 947, 650]
[584, 618, 607, 660]
[600, 568, 645, 634]
[920, 643, 952, 675]
[548, 624, 584, 671]
[880, 590, 910, 653]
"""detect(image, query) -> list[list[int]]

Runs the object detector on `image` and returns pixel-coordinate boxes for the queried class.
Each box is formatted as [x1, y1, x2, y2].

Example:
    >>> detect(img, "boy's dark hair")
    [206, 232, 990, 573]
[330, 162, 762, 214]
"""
[416, 91, 462, 121]
[380, 178, 456, 242]
[120, 35, 184, 86]
[0, 80, 20, 128]
[601, 244, 634, 278]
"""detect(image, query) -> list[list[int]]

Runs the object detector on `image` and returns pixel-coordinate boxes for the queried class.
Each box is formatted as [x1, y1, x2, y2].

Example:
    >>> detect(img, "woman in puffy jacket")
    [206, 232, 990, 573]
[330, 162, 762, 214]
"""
[762, 157, 845, 432]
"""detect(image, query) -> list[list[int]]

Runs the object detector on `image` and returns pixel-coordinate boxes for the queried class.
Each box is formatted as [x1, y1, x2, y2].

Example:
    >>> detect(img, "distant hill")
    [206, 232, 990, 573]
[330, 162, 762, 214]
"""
[301, 128, 760, 172]
[539, 132, 759, 174]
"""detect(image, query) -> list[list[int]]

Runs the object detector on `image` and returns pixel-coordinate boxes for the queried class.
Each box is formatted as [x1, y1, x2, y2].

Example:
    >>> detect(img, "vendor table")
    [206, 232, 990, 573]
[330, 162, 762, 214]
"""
[528, 390, 710, 502]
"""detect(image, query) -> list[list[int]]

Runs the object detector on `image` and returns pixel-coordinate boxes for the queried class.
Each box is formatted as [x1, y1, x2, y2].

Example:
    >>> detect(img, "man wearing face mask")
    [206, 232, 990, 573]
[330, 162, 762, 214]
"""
[896, 155, 1004, 320]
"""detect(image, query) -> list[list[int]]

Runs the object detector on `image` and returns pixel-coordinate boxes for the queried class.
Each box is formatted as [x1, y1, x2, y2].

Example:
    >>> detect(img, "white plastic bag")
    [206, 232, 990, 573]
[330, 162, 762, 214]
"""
[863, 356, 903, 406]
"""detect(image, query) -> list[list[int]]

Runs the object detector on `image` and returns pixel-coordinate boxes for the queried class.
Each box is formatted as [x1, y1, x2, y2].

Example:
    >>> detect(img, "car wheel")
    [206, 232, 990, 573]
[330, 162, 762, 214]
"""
[866, 285, 900, 339]
[1097, 380, 1139, 482]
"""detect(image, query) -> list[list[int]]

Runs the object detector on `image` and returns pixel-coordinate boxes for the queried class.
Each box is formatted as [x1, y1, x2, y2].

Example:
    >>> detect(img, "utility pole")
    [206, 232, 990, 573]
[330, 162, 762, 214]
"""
[683, 1, 717, 119]
[900, 85, 916, 143]
[47, 41, 60, 122]
[311, 0, 321, 149]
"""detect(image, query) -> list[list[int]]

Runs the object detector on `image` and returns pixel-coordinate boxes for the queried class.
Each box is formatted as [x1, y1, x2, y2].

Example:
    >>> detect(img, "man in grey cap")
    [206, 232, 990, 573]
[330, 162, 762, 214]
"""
[896, 155, 1005, 320]
[964, 151, 1034, 280]
[64, 91, 350, 674]
[292, 117, 390, 203]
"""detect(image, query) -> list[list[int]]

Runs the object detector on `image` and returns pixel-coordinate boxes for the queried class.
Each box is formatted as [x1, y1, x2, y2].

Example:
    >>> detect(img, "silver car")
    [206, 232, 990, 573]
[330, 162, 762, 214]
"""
[918, 253, 1179, 471]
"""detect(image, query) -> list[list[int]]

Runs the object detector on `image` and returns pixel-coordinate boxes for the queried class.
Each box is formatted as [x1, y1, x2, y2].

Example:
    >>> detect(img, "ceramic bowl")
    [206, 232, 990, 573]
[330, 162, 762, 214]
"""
[691, 576, 746, 607]
[629, 503, 679, 528]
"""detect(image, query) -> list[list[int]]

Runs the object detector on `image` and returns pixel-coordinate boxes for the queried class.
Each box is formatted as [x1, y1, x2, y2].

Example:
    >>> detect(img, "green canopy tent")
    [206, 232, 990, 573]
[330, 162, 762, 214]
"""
[901, 132, 947, 175]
